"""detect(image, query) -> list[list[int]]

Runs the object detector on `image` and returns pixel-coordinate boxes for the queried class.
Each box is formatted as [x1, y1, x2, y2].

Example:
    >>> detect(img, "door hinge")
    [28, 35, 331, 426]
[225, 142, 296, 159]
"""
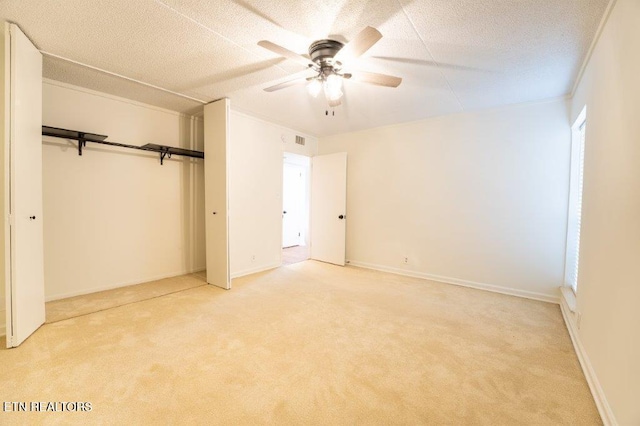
[8, 213, 14, 226]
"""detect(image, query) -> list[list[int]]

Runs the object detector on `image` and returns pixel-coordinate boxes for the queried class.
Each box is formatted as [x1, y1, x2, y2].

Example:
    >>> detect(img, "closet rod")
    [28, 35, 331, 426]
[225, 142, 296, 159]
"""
[42, 126, 204, 165]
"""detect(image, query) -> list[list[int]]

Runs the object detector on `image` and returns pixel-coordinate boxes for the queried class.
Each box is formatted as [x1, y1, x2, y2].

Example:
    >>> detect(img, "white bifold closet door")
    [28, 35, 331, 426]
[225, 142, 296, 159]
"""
[203, 99, 230, 289]
[310, 152, 347, 266]
[4, 23, 45, 348]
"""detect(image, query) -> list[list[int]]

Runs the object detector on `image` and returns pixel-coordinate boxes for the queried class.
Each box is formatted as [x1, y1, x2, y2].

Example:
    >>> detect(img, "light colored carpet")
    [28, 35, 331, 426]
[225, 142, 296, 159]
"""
[45, 271, 207, 323]
[282, 245, 309, 265]
[0, 261, 600, 425]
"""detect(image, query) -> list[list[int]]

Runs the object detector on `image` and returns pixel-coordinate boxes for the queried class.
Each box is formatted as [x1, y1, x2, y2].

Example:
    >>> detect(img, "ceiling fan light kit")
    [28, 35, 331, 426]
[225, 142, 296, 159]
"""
[258, 26, 402, 110]
[307, 78, 322, 97]
[323, 74, 344, 101]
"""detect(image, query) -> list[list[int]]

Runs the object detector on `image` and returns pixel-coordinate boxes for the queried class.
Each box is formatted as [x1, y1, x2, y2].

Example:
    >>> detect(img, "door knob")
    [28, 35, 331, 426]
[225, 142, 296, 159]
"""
[29, 216, 36, 220]
[283, 211, 287, 214]
[338, 215, 345, 220]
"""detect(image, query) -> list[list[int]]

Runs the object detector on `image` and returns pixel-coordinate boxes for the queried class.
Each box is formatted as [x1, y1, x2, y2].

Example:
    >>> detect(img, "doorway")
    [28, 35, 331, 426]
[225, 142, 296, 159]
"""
[282, 153, 310, 265]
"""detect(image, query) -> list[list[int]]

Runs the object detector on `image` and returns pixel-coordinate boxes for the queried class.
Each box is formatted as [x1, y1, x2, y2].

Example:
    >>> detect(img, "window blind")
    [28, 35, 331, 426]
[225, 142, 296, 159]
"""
[565, 117, 586, 293]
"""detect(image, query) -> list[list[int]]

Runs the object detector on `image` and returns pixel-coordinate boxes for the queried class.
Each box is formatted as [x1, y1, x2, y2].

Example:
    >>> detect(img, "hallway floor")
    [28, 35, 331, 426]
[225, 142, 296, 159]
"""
[282, 245, 309, 265]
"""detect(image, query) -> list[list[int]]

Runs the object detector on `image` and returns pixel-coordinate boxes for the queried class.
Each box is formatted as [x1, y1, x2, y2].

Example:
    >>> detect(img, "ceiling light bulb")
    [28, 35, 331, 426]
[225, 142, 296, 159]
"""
[323, 74, 343, 101]
[307, 79, 322, 97]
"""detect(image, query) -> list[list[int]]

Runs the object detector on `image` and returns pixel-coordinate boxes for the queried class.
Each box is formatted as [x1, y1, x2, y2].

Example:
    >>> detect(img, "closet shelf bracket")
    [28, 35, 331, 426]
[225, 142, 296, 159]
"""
[42, 126, 204, 165]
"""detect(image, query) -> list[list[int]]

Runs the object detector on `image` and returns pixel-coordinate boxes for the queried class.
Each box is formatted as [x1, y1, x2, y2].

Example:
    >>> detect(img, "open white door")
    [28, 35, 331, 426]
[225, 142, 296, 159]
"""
[203, 99, 230, 289]
[310, 152, 347, 266]
[4, 24, 45, 347]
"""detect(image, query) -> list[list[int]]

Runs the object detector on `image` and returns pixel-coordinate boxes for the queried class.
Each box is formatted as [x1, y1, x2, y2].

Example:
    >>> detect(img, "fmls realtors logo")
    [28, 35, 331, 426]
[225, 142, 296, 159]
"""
[3, 401, 92, 412]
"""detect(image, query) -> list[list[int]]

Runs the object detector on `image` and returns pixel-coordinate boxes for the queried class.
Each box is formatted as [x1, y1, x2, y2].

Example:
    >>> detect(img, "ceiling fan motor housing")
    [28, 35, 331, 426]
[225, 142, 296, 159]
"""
[309, 39, 344, 68]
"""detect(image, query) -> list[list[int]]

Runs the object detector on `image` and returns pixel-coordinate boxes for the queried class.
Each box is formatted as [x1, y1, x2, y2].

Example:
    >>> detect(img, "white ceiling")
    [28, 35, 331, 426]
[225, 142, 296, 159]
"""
[0, 0, 609, 137]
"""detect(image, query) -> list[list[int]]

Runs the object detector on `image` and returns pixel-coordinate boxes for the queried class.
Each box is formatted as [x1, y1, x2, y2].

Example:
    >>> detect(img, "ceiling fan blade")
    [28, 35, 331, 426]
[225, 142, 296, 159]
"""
[371, 56, 489, 72]
[264, 77, 306, 92]
[233, 0, 282, 29]
[371, 56, 438, 66]
[258, 40, 315, 68]
[263, 69, 316, 92]
[334, 26, 382, 63]
[350, 70, 402, 88]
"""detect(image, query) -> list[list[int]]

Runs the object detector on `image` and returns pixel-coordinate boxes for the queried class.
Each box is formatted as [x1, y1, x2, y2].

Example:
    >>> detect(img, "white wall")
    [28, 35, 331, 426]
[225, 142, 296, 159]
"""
[319, 98, 571, 302]
[565, 0, 640, 423]
[42, 81, 205, 300]
[229, 110, 316, 278]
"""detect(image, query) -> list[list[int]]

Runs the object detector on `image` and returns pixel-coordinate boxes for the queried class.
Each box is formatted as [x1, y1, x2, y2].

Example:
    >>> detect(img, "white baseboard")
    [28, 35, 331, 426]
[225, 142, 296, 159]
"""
[45, 267, 206, 302]
[231, 262, 281, 279]
[560, 296, 617, 426]
[347, 260, 559, 304]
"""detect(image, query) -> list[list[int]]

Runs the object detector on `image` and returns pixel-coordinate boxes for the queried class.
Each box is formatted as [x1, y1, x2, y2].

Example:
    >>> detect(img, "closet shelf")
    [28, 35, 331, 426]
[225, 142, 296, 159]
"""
[42, 125, 204, 165]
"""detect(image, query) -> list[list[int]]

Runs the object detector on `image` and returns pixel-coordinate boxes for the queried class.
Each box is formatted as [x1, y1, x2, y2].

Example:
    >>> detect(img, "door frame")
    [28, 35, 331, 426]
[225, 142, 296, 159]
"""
[282, 156, 309, 248]
[281, 153, 311, 261]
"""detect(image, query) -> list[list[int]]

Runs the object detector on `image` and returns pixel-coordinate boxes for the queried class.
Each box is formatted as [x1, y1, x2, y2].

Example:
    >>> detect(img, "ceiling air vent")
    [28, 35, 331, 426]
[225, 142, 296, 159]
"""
[295, 135, 305, 146]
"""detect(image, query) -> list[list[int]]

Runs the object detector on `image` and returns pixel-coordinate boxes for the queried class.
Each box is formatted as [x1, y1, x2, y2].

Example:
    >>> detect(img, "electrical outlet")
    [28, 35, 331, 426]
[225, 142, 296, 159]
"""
[403, 257, 408, 264]
[251, 255, 256, 262]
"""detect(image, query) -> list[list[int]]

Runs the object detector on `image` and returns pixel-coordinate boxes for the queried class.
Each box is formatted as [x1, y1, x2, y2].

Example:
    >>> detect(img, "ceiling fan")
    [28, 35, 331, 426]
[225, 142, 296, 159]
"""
[258, 26, 402, 108]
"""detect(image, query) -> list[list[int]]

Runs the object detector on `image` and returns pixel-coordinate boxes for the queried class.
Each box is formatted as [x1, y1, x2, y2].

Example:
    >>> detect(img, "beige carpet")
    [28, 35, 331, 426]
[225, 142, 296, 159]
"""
[282, 245, 309, 265]
[45, 271, 207, 323]
[0, 261, 600, 425]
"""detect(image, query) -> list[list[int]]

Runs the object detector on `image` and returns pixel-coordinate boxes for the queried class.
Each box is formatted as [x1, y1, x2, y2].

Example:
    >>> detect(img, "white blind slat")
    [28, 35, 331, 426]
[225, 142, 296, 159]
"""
[565, 116, 586, 293]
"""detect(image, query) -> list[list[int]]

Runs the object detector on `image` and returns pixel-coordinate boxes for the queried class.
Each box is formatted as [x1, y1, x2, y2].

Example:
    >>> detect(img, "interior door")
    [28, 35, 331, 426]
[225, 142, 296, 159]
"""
[282, 163, 304, 248]
[203, 99, 230, 289]
[5, 24, 45, 348]
[310, 152, 347, 266]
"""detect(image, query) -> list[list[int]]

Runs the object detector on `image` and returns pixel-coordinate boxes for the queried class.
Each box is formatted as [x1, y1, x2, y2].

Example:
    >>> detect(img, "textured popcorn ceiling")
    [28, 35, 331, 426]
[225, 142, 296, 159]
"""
[0, 0, 609, 136]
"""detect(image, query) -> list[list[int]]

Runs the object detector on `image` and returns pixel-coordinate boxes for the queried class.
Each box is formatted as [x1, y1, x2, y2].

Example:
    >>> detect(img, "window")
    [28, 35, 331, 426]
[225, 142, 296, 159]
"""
[564, 107, 587, 294]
